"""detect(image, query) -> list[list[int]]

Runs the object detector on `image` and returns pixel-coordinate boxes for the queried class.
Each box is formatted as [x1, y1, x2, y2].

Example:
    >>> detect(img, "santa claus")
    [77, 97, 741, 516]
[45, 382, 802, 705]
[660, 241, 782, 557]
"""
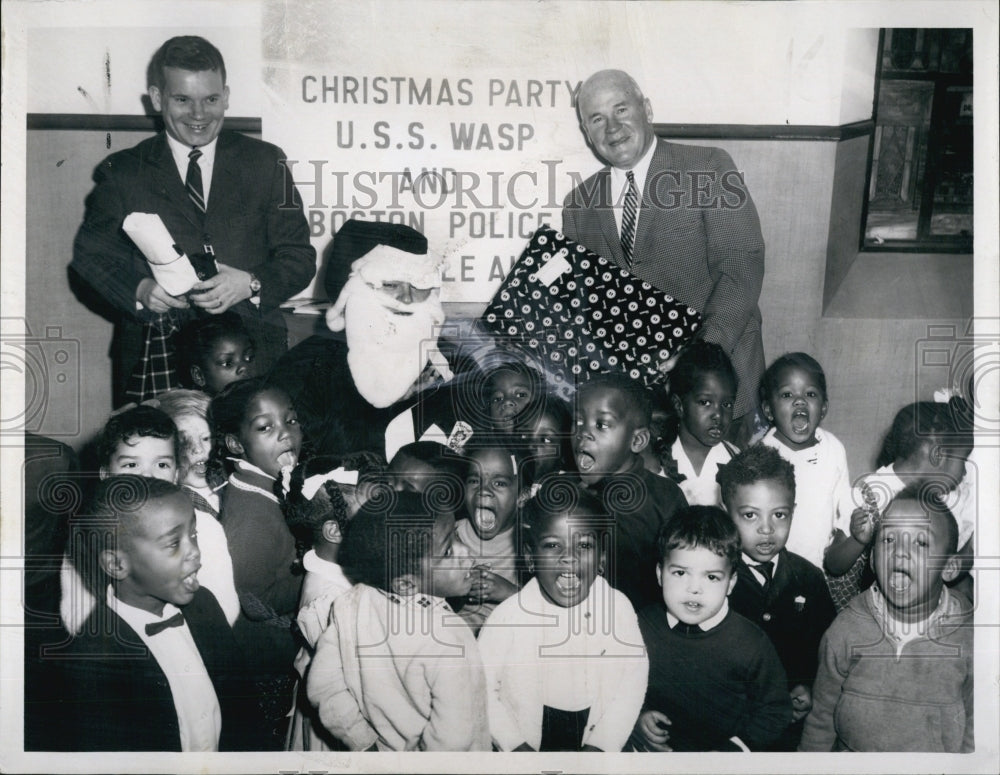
[269, 219, 490, 460]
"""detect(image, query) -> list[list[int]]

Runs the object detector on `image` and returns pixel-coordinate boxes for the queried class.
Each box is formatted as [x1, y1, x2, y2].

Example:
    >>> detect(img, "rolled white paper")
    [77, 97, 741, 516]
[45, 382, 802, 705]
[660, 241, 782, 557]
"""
[123, 212, 200, 296]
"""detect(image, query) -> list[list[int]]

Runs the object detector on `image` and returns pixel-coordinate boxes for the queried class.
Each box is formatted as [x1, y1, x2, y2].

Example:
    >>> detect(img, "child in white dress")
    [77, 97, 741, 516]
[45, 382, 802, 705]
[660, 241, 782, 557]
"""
[756, 353, 853, 572]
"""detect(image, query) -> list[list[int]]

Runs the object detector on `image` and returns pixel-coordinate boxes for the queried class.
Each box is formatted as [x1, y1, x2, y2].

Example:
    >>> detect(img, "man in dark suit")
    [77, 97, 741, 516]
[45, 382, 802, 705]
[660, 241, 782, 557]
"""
[71, 36, 315, 405]
[563, 69, 765, 442]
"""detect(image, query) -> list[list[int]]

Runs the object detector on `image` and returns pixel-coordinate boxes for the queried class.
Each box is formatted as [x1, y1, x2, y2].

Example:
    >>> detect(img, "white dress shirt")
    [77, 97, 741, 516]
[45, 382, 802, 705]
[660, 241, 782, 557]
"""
[108, 586, 222, 751]
[609, 137, 658, 235]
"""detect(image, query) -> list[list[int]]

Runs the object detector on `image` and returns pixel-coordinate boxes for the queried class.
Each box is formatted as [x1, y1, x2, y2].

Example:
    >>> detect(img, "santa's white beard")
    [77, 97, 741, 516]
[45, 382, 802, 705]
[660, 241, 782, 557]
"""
[344, 283, 444, 408]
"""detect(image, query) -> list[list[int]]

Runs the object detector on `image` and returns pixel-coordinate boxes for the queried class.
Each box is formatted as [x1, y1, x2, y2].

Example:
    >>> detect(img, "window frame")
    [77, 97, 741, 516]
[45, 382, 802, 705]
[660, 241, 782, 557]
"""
[859, 28, 973, 255]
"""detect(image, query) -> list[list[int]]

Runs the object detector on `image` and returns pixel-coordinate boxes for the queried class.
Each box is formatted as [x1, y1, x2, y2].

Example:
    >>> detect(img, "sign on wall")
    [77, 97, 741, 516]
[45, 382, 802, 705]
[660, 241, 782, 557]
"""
[263, 2, 612, 302]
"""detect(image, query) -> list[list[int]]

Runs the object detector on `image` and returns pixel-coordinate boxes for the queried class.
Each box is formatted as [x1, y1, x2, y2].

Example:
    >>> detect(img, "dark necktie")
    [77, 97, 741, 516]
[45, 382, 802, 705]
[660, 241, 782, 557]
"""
[186, 149, 206, 212]
[753, 560, 775, 593]
[672, 620, 701, 636]
[145, 611, 185, 636]
[620, 170, 638, 269]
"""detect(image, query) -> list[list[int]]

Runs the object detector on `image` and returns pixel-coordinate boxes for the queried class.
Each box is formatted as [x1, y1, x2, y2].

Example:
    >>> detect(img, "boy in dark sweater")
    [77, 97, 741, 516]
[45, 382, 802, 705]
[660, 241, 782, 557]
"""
[631, 506, 790, 751]
[719, 445, 836, 749]
[573, 373, 687, 610]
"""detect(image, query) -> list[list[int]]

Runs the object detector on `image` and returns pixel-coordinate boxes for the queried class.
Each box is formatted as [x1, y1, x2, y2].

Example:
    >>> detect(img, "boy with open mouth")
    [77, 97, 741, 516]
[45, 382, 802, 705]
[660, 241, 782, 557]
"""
[46, 476, 252, 751]
[800, 486, 973, 752]
[572, 372, 687, 611]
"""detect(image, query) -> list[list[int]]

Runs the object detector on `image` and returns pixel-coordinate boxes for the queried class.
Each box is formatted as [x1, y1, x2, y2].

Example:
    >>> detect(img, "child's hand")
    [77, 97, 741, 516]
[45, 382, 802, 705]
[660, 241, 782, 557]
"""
[468, 567, 518, 603]
[634, 709, 672, 751]
[482, 571, 519, 603]
[466, 565, 491, 601]
[848, 506, 875, 545]
[790, 684, 812, 721]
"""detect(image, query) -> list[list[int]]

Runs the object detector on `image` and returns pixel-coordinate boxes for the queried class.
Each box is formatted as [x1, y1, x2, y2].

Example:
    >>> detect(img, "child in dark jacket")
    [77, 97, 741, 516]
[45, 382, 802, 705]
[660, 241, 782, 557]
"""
[572, 372, 687, 611]
[719, 445, 836, 749]
[49, 477, 252, 751]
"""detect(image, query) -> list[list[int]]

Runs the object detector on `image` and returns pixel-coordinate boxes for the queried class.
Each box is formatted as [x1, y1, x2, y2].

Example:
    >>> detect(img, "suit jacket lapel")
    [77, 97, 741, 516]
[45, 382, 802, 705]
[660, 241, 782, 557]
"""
[769, 550, 791, 602]
[148, 133, 206, 231]
[738, 560, 767, 598]
[632, 139, 669, 265]
[205, 132, 239, 223]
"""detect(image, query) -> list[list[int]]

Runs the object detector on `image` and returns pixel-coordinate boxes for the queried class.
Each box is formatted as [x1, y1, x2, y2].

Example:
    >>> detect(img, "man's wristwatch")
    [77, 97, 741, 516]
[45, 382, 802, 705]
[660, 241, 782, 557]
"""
[249, 273, 262, 307]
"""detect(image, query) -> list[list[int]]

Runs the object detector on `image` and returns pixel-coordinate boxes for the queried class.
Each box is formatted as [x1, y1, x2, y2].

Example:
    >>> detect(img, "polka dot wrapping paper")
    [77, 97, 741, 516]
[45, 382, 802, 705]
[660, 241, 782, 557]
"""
[481, 225, 702, 399]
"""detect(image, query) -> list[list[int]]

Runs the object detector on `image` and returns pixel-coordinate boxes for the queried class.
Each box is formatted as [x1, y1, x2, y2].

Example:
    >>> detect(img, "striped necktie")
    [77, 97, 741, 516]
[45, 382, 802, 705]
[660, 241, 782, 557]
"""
[620, 170, 638, 269]
[186, 148, 206, 212]
[753, 560, 774, 593]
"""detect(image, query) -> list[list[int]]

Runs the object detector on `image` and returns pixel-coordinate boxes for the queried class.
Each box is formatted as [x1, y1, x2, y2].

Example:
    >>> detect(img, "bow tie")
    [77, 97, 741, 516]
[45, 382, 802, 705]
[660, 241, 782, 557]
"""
[672, 620, 702, 636]
[145, 611, 185, 636]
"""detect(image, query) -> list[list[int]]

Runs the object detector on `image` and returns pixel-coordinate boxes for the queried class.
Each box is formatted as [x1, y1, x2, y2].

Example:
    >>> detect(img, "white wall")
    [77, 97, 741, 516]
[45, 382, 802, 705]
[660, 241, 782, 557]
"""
[25, 4, 261, 115]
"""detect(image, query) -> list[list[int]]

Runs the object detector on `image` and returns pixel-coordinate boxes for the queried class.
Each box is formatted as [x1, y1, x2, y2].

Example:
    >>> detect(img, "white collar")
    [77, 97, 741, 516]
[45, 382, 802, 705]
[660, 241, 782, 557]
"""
[666, 598, 729, 633]
[165, 131, 218, 162]
[302, 549, 350, 585]
[742, 552, 780, 578]
[869, 584, 951, 648]
[609, 136, 658, 199]
[231, 457, 277, 480]
[228, 458, 280, 503]
[764, 425, 826, 457]
[671, 436, 734, 476]
[527, 574, 610, 622]
[107, 584, 182, 630]
[164, 133, 218, 207]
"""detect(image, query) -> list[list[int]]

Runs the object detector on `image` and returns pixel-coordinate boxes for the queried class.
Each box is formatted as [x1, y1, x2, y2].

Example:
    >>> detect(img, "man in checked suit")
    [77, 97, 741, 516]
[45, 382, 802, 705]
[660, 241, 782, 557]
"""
[71, 36, 315, 405]
[563, 69, 765, 443]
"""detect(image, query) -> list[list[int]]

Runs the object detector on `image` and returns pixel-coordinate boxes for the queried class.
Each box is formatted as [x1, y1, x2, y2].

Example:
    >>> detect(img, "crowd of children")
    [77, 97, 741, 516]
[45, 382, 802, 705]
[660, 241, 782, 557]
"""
[28, 309, 977, 754]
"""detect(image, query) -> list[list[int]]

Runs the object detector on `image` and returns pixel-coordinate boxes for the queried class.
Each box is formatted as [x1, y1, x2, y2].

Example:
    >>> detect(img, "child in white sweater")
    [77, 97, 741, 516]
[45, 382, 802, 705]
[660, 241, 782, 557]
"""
[306, 488, 489, 751]
[477, 479, 648, 751]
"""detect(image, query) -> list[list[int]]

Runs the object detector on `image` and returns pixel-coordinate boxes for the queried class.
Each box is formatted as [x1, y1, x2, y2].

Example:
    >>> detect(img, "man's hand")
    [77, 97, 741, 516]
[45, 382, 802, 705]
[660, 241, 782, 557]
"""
[633, 709, 673, 751]
[790, 684, 812, 721]
[136, 278, 190, 313]
[189, 263, 252, 314]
